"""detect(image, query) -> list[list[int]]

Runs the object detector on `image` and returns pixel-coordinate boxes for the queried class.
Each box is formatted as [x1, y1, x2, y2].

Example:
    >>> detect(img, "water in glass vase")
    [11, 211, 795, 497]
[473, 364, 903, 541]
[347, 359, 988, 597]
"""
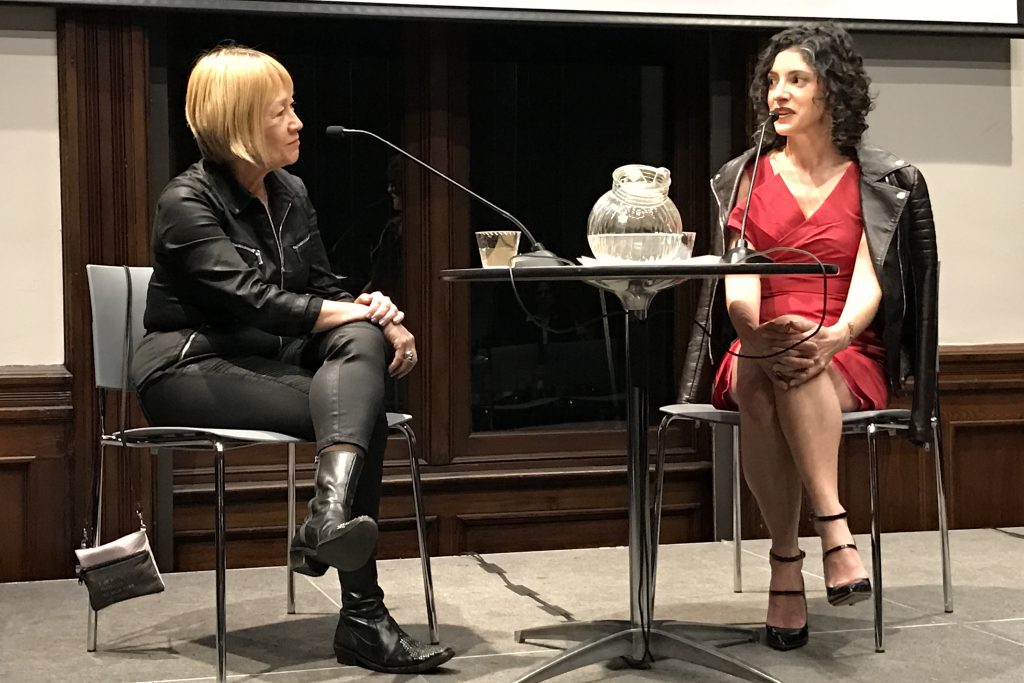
[588, 232, 692, 262]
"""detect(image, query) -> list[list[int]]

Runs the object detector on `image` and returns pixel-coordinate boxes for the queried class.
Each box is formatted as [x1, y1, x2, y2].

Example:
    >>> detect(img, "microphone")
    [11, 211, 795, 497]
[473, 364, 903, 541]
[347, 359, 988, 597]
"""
[721, 110, 780, 265]
[326, 125, 559, 267]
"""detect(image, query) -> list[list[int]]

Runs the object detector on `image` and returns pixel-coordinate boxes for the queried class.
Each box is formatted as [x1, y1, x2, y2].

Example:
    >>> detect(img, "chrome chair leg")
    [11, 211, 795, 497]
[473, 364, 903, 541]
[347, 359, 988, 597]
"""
[931, 416, 954, 613]
[214, 442, 227, 683]
[866, 424, 884, 653]
[398, 422, 439, 645]
[86, 443, 107, 652]
[732, 425, 742, 594]
[286, 442, 296, 615]
[86, 598, 98, 653]
[650, 415, 674, 616]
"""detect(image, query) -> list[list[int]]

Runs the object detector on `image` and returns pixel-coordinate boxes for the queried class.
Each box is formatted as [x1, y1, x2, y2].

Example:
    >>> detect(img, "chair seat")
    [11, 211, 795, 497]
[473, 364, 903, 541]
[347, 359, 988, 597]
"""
[660, 403, 911, 430]
[387, 412, 412, 428]
[106, 413, 414, 448]
[841, 409, 910, 426]
[108, 426, 306, 448]
[659, 404, 741, 425]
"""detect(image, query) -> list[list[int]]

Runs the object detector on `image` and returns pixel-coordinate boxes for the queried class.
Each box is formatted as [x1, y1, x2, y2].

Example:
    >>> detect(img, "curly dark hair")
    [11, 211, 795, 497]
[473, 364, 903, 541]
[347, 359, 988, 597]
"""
[750, 22, 874, 157]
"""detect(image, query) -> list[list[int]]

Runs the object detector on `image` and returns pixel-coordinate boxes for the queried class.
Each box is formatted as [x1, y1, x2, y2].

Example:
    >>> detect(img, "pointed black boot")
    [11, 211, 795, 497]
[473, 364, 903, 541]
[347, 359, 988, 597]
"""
[290, 448, 378, 574]
[334, 568, 454, 674]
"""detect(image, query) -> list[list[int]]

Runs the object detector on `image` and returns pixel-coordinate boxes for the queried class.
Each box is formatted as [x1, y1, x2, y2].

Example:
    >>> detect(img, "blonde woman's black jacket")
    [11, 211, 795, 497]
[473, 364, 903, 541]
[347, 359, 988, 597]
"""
[133, 159, 352, 391]
[678, 145, 938, 444]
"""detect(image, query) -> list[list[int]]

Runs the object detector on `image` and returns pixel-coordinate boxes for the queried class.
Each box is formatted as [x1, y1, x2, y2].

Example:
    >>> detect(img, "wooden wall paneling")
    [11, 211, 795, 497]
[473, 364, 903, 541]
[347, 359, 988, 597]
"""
[0, 366, 73, 581]
[938, 344, 1024, 529]
[57, 10, 154, 572]
[947, 420, 1024, 529]
[0, 458, 31, 580]
[399, 22, 466, 468]
[167, 455, 710, 571]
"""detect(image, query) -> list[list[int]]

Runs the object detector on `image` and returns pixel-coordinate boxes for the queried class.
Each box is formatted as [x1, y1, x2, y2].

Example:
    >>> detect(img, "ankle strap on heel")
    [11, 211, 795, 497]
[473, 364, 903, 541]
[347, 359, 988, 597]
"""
[769, 549, 806, 563]
[823, 542, 859, 557]
[812, 510, 848, 523]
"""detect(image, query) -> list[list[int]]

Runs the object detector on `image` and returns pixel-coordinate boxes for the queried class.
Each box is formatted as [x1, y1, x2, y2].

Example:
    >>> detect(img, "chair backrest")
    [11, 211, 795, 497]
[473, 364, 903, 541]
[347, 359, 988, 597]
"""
[86, 265, 153, 390]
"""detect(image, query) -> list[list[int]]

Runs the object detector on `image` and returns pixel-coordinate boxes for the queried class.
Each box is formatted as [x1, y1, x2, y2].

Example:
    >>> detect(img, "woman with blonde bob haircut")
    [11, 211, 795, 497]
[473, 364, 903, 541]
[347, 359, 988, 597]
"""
[133, 45, 455, 674]
[185, 47, 292, 166]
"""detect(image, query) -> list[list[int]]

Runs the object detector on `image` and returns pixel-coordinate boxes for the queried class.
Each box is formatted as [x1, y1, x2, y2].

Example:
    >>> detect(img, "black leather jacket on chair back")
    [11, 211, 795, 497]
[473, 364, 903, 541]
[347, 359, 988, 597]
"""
[678, 145, 939, 444]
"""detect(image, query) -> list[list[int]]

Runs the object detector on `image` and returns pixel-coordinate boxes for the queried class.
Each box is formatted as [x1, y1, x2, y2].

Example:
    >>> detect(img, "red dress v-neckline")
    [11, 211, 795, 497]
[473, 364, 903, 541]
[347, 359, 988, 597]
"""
[770, 159, 856, 223]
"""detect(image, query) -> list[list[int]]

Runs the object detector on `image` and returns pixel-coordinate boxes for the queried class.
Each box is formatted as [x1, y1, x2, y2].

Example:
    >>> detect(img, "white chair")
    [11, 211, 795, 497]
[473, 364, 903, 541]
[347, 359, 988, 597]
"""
[652, 402, 952, 653]
[85, 264, 437, 683]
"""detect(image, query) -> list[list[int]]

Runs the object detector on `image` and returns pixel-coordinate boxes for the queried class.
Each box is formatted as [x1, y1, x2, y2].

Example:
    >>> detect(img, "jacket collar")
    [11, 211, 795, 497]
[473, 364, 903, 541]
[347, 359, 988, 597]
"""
[854, 145, 910, 183]
[200, 158, 300, 215]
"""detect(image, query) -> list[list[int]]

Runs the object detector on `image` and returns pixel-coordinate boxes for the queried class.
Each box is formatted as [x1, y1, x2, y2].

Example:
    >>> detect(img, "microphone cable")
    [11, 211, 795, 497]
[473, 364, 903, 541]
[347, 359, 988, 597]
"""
[700, 245, 832, 361]
[501, 246, 831, 366]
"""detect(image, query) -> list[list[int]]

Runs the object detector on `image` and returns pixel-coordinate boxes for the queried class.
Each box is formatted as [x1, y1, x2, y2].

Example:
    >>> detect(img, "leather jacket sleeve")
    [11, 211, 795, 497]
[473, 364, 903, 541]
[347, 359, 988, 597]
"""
[678, 157, 742, 404]
[678, 262, 722, 404]
[153, 183, 323, 337]
[902, 168, 939, 445]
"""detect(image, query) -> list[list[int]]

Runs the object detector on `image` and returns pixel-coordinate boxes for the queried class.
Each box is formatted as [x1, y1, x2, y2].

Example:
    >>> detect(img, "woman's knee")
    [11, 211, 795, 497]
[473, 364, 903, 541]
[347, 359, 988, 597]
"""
[733, 361, 778, 423]
[321, 322, 387, 366]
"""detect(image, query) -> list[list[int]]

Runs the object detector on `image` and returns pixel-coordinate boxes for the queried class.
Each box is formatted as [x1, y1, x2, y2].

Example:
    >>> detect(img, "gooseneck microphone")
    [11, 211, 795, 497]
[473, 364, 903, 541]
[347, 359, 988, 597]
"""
[326, 125, 559, 267]
[722, 110, 780, 265]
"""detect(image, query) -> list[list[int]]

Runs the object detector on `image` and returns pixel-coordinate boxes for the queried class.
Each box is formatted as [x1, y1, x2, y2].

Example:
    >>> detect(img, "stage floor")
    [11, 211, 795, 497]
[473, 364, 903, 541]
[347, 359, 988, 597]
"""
[2, 527, 1023, 682]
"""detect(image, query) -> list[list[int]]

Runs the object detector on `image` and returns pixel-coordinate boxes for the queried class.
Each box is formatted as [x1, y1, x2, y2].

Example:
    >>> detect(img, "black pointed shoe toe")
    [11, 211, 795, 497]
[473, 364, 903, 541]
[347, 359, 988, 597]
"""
[334, 610, 455, 674]
[814, 510, 873, 607]
[765, 622, 809, 651]
[825, 574, 872, 607]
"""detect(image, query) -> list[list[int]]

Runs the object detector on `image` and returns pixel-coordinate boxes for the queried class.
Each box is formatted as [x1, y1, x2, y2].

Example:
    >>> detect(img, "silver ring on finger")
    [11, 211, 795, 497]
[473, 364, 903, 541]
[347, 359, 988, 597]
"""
[403, 350, 416, 362]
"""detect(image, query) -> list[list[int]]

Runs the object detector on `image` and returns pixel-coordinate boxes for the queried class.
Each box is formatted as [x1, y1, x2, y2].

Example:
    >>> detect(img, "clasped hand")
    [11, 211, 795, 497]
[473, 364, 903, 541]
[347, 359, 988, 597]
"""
[354, 291, 417, 379]
[741, 314, 848, 390]
[355, 291, 404, 326]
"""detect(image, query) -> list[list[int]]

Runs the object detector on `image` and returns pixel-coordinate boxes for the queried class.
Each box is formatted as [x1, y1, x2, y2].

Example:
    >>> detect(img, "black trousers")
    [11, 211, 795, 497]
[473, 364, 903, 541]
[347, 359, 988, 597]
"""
[138, 321, 390, 599]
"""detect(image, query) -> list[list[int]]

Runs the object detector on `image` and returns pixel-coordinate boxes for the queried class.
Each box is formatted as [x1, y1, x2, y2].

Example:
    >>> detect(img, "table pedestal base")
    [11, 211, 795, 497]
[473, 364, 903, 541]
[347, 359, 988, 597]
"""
[514, 620, 781, 683]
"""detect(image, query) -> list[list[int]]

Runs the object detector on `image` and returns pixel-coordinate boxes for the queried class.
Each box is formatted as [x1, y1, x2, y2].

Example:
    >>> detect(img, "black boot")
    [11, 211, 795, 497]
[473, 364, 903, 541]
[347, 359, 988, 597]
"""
[290, 448, 378, 574]
[334, 566, 455, 674]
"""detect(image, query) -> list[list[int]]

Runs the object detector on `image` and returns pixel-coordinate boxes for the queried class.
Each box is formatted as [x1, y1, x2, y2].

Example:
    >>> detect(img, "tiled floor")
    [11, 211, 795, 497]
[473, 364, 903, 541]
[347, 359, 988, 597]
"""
[2, 528, 1023, 682]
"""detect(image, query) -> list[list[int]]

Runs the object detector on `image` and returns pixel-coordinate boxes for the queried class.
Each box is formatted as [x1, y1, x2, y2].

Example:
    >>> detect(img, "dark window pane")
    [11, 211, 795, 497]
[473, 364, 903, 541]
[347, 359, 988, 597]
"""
[466, 26, 678, 433]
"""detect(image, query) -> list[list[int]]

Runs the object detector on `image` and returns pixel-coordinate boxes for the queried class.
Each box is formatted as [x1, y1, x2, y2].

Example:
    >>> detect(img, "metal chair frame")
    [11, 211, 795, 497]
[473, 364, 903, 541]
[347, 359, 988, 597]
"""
[85, 265, 437, 683]
[653, 404, 952, 653]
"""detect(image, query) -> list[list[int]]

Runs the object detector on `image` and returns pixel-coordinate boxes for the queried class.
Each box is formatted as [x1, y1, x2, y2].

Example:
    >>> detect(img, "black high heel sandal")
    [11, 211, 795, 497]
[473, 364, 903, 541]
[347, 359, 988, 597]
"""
[814, 510, 872, 607]
[765, 549, 809, 651]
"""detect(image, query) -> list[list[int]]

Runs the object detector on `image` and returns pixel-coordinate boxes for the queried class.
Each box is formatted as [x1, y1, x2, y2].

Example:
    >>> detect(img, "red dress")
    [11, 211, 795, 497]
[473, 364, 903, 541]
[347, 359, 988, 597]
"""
[711, 158, 888, 411]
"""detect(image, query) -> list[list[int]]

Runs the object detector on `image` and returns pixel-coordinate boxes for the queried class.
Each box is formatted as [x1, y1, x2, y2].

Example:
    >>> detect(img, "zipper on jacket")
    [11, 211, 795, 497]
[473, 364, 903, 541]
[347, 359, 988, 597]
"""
[710, 178, 728, 254]
[883, 174, 909, 346]
[895, 218, 907, 335]
[178, 328, 201, 361]
[292, 233, 312, 250]
[264, 202, 292, 287]
[231, 242, 264, 266]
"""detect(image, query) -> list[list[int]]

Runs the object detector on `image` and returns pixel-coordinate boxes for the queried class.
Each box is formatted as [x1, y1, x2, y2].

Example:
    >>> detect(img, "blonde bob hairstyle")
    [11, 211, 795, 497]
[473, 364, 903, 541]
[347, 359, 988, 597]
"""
[185, 45, 292, 166]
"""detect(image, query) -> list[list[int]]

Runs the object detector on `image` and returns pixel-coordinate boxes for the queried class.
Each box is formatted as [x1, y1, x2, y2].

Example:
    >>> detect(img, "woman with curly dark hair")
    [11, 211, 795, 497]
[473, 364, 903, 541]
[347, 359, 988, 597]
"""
[679, 22, 939, 651]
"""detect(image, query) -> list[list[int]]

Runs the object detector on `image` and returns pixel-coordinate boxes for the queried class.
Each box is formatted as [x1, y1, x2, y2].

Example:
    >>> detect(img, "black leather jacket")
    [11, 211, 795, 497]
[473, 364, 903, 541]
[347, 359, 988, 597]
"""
[133, 159, 352, 390]
[678, 145, 938, 444]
